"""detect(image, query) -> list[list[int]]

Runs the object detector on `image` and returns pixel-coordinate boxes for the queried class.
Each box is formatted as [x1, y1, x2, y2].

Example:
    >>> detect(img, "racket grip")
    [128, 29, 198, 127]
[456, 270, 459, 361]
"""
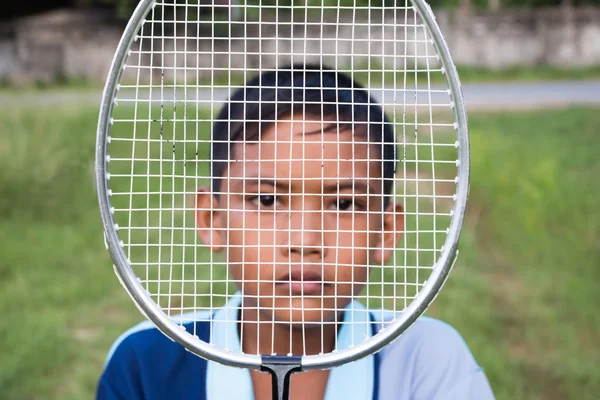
[261, 355, 302, 400]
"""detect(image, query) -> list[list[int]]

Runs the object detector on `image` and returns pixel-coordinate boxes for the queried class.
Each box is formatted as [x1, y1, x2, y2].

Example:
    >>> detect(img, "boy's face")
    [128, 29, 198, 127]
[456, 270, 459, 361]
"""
[196, 115, 403, 327]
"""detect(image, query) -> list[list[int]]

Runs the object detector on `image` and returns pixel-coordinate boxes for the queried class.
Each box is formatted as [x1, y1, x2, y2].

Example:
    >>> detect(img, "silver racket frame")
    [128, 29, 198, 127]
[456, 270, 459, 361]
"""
[96, 0, 469, 372]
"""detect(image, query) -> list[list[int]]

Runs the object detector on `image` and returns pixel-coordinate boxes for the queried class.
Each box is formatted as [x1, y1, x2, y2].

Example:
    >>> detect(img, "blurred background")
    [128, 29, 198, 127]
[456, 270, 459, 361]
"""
[0, 1, 598, 399]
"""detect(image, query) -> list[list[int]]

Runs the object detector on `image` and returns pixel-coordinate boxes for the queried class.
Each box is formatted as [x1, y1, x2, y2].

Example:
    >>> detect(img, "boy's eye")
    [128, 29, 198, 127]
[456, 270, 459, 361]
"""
[249, 194, 277, 208]
[333, 199, 360, 212]
[259, 195, 276, 207]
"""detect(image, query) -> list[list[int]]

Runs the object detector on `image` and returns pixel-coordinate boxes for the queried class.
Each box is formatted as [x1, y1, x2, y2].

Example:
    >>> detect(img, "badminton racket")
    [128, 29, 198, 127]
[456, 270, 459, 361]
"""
[96, 1, 469, 399]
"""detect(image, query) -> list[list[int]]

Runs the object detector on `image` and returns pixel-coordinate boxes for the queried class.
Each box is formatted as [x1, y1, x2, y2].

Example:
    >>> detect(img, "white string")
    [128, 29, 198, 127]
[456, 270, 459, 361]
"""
[194, 0, 201, 340]
[391, 0, 399, 318]
[256, 0, 263, 355]
[287, 4, 295, 357]
[350, 0, 357, 348]
[144, 6, 156, 297]
[128, 13, 144, 280]
[179, 0, 190, 324]
[156, 8, 166, 309]
[224, 3, 233, 350]
[413, 3, 420, 301]
[333, 0, 341, 352]
[239, 0, 248, 351]
[166, 0, 177, 323]
[319, 2, 325, 355]
[301, 1, 309, 356]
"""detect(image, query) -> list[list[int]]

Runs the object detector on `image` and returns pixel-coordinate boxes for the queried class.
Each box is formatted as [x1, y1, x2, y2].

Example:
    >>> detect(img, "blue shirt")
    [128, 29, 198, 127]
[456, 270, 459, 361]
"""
[98, 293, 494, 399]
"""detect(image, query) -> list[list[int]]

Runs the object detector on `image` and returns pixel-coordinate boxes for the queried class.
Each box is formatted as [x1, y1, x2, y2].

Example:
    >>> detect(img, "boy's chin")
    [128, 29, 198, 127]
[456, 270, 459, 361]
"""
[265, 296, 351, 327]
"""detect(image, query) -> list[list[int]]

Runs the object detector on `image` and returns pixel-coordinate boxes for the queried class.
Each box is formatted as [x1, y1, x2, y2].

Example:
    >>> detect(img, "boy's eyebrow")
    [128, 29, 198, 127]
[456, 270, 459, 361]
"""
[329, 180, 375, 194]
[243, 178, 377, 194]
[244, 179, 289, 191]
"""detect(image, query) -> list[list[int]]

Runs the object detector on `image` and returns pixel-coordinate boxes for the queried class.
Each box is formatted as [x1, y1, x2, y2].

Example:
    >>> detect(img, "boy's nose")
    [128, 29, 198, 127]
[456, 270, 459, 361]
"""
[286, 210, 325, 258]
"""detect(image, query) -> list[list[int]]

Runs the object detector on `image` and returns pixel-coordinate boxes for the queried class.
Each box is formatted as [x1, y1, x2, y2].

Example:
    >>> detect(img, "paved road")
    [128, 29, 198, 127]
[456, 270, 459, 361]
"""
[2, 80, 600, 110]
[461, 80, 600, 110]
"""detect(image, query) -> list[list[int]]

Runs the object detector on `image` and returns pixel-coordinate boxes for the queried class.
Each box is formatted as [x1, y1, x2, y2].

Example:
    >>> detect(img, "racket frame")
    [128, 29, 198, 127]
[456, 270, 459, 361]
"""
[96, 0, 469, 375]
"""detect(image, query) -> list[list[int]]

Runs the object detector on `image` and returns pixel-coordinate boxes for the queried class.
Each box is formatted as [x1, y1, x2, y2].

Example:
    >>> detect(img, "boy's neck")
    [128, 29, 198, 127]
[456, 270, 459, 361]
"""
[238, 304, 339, 356]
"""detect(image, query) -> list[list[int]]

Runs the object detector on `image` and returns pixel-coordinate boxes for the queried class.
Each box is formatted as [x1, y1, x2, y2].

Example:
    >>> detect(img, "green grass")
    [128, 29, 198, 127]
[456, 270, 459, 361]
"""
[1, 65, 599, 93]
[350, 64, 600, 86]
[456, 65, 600, 83]
[213, 64, 600, 86]
[0, 103, 599, 399]
[430, 108, 600, 399]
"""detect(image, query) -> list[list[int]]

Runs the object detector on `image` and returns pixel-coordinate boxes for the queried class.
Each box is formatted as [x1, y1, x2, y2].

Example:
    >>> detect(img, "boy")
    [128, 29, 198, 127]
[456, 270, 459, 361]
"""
[97, 66, 494, 400]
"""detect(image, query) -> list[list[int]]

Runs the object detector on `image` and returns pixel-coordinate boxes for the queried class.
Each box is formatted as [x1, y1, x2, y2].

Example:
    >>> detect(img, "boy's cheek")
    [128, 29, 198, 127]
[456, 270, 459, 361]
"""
[227, 263, 243, 284]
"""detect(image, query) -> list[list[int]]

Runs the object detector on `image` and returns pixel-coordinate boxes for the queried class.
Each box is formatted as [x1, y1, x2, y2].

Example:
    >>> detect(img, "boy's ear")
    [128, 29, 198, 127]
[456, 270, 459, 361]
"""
[195, 188, 226, 252]
[373, 202, 404, 265]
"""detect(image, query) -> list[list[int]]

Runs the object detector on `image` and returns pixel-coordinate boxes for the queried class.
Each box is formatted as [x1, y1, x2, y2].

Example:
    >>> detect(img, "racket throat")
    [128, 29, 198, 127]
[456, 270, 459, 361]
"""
[260, 355, 302, 400]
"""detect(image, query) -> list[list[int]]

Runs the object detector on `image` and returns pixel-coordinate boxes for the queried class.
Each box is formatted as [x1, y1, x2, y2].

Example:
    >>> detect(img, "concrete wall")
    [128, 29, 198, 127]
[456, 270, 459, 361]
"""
[438, 8, 600, 68]
[0, 10, 122, 84]
[1, 7, 599, 84]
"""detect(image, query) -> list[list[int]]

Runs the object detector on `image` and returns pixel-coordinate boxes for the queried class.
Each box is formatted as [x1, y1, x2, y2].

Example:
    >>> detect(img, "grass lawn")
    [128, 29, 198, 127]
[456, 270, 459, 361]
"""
[0, 101, 598, 399]
[2, 65, 599, 93]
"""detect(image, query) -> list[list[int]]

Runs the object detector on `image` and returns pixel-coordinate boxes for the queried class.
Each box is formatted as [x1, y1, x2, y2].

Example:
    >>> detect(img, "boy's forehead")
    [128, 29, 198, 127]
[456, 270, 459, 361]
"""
[227, 117, 384, 184]
[258, 117, 353, 144]
[238, 118, 373, 159]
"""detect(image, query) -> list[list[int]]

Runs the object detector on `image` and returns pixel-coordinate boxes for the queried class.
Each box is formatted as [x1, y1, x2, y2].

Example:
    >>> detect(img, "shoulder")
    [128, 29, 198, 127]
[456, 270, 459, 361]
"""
[375, 316, 495, 400]
[103, 320, 170, 368]
[104, 321, 194, 368]
[377, 316, 478, 375]
[97, 315, 211, 400]
[103, 315, 212, 370]
[398, 316, 476, 364]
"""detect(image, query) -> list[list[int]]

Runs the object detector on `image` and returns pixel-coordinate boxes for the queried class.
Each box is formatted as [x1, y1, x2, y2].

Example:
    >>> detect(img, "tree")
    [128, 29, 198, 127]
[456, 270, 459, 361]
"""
[459, 0, 472, 12]
[77, 0, 138, 17]
[489, 0, 502, 10]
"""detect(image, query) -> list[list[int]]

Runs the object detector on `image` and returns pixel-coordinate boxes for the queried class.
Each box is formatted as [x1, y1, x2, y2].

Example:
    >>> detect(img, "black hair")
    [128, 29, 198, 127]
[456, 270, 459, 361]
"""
[211, 64, 397, 207]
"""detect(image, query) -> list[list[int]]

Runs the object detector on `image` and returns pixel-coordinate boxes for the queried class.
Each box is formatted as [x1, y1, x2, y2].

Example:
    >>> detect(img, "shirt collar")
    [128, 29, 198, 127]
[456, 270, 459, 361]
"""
[207, 292, 374, 400]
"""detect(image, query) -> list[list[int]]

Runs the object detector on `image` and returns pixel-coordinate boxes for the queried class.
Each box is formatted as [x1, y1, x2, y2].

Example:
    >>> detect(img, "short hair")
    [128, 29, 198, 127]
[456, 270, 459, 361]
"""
[211, 64, 397, 207]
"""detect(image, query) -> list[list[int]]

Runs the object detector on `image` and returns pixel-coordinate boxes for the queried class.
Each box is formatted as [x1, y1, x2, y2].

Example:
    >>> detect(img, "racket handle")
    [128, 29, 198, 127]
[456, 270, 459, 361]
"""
[261, 355, 302, 400]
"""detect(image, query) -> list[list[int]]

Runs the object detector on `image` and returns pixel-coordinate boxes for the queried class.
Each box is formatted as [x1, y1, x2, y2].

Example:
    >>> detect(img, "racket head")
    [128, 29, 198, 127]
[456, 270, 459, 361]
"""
[96, 0, 468, 371]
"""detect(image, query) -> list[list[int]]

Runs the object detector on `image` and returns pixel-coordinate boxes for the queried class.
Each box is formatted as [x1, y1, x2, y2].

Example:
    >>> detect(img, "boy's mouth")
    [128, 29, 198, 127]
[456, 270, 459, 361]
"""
[275, 267, 328, 296]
